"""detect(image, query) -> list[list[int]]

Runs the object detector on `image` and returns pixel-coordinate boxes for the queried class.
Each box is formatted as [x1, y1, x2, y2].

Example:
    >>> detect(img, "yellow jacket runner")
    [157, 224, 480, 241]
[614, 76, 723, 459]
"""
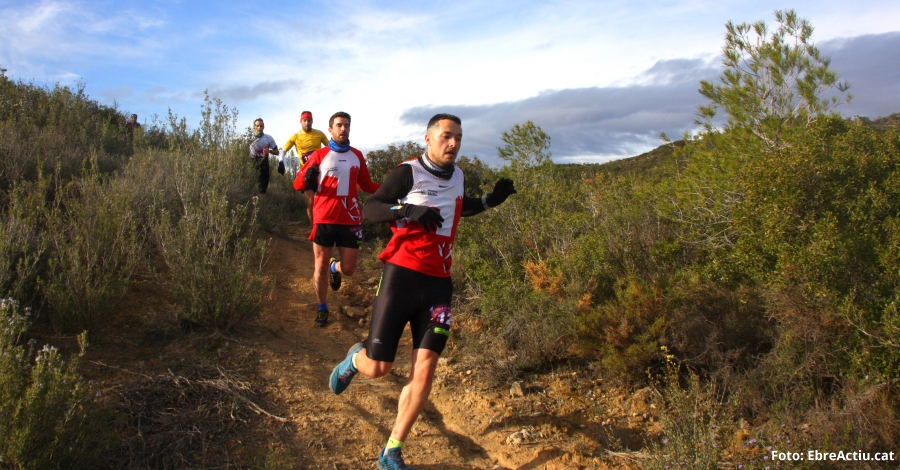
[284, 129, 329, 164]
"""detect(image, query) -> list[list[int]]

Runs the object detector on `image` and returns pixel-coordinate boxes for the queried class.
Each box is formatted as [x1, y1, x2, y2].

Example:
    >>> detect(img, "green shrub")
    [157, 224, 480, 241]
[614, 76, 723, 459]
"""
[117, 147, 184, 230]
[571, 172, 681, 297]
[578, 277, 666, 381]
[0, 181, 48, 303]
[455, 123, 681, 379]
[154, 170, 269, 333]
[474, 279, 578, 373]
[40, 171, 141, 336]
[734, 119, 900, 385]
[0, 299, 111, 469]
[457, 163, 592, 303]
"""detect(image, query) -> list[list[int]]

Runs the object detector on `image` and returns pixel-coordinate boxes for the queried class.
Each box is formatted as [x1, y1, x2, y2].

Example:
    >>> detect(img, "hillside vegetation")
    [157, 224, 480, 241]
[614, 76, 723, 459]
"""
[1, 9, 899, 469]
[0, 69, 311, 467]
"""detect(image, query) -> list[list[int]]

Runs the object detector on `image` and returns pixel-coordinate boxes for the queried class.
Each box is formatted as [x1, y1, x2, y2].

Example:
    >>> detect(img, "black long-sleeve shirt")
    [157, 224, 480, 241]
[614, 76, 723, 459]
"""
[363, 158, 487, 222]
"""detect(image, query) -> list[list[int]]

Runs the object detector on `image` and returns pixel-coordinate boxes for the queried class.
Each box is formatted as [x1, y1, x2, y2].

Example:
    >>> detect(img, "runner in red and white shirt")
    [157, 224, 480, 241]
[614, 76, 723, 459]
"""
[327, 113, 516, 470]
[294, 111, 380, 327]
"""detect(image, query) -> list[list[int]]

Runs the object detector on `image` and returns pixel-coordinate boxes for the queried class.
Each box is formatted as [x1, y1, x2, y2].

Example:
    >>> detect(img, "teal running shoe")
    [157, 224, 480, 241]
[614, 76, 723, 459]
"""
[377, 447, 414, 470]
[329, 342, 363, 394]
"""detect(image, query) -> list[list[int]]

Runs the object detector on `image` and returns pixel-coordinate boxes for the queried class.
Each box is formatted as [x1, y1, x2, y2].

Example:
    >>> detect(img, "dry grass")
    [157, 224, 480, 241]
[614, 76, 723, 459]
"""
[96, 359, 288, 469]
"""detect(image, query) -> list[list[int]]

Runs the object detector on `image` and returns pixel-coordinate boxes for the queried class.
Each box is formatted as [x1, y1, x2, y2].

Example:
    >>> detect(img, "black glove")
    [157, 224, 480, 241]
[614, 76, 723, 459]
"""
[304, 164, 319, 191]
[401, 204, 444, 232]
[277, 161, 285, 175]
[485, 178, 517, 207]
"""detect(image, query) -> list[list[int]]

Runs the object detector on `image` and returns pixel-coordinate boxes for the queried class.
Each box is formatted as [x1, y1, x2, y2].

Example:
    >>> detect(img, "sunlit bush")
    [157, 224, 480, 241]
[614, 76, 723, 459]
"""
[0, 299, 111, 469]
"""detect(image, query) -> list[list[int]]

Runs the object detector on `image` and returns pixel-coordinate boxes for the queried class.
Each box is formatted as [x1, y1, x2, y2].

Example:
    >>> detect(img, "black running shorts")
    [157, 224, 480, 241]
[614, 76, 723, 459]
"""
[365, 262, 453, 362]
[312, 223, 363, 249]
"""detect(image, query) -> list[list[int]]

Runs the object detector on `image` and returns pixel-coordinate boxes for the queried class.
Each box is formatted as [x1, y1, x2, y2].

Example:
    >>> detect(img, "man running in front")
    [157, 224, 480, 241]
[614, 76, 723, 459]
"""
[284, 111, 330, 221]
[294, 111, 380, 327]
[327, 113, 516, 470]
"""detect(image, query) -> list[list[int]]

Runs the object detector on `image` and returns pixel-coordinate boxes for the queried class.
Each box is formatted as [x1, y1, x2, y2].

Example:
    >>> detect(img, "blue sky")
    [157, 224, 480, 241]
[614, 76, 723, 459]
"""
[2, 0, 899, 164]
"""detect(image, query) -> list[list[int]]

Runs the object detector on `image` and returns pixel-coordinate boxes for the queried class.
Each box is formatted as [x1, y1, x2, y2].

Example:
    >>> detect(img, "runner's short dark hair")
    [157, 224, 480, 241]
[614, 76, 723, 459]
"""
[427, 113, 461, 132]
[329, 111, 351, 128]
[254, 118, 264, 125]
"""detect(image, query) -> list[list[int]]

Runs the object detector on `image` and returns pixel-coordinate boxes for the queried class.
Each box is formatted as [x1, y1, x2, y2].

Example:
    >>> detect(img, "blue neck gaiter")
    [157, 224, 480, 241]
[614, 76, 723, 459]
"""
[329, 139, 350, 153]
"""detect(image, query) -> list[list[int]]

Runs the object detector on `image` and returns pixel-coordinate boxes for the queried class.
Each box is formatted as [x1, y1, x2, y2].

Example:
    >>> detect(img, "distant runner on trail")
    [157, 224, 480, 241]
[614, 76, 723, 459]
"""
[124, 113, 141, 151]
[125, 113, 141, 136]
[327, 113, 517, 470]
[249, 118, 280, 195]
[284, 111, 330, 221]
[293, 111, 380, 328]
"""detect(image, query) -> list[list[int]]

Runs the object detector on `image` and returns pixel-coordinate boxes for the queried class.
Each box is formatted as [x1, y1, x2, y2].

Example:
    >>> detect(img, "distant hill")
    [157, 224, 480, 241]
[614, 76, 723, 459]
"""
[555, 140, 684, 180]
[557, 110, 900, 181]
[862, 112, 900, 131]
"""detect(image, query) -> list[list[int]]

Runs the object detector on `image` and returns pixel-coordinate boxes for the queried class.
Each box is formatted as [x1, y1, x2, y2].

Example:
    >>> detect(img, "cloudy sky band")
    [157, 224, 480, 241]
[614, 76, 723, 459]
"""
[1, 0, 898, 164]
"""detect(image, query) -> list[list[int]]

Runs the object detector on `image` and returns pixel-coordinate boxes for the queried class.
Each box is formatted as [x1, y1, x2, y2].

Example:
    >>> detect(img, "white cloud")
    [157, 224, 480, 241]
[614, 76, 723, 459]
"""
[0, 0, 169, 77]
[80, 8, 166, 35]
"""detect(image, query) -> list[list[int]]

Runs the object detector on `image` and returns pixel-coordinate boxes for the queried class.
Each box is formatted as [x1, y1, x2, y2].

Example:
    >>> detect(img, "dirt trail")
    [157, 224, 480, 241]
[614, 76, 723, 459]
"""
[87, 222, 648, 469]
[241, 223, 647, 469]
[245, 223, 506, 469]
